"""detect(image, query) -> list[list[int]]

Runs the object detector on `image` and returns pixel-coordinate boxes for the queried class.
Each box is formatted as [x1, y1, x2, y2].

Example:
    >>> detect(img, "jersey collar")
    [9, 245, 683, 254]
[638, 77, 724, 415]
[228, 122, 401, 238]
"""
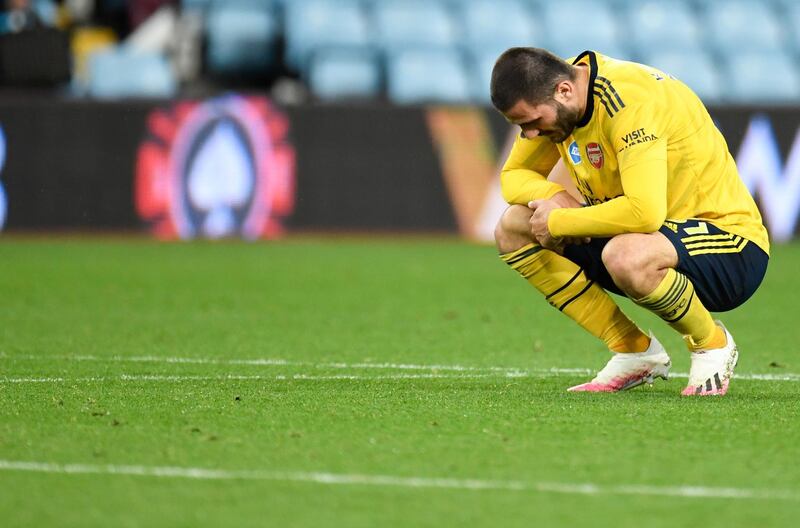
[572, 50, 598, 129]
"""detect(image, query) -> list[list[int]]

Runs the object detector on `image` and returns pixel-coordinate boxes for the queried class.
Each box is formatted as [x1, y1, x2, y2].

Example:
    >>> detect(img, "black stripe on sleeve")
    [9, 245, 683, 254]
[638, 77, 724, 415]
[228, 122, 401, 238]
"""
[595, 76, 625, 108]
[594, 84, 620, 113]
[593, 90, 614, 117]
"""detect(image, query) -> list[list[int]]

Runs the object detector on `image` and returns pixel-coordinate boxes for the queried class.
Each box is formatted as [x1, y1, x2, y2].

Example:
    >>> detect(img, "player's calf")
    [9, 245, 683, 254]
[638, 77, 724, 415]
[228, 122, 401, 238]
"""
[497, 212, 652, 372]
[603, 230, 747, 396]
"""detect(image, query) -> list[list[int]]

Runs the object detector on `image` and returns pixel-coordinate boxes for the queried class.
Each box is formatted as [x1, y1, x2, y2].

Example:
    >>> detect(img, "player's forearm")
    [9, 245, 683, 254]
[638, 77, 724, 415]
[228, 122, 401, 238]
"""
[548, 156, 668, 237]
[501, 169, 565, 205]
[549, 190, 583, 209]
[548, 195, 666, 238]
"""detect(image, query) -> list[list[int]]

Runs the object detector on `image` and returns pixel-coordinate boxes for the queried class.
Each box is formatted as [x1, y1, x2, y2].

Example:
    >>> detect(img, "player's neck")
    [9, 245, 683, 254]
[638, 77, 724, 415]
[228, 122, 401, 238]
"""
[574, 65, 591, 121]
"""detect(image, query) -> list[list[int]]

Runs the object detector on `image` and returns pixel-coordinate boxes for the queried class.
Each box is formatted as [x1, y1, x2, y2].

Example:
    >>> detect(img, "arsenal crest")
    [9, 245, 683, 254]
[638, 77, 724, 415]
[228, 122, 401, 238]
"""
[586, 142, 604, 169]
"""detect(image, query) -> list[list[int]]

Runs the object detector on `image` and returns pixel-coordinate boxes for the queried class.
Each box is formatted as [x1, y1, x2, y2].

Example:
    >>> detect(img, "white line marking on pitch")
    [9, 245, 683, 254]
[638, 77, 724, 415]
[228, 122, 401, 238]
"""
[544, 370, 800, 382]
[2, 353, 799, 382]
[0, 460, 796, 501]
[3, 370, 799, 384]
[0, 372, 529, 384]
[2, 353, 521, 373]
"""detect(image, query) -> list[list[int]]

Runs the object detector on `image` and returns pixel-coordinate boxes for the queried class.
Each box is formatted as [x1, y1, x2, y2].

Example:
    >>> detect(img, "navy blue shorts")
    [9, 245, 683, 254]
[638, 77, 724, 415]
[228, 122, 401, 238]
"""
[562, 219, 769, 312]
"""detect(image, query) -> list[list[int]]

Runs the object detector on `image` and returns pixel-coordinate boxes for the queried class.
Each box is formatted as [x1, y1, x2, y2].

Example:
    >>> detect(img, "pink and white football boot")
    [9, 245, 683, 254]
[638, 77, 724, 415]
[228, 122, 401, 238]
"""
[568, 333, 671, 392]
[681, 322, 738, 396]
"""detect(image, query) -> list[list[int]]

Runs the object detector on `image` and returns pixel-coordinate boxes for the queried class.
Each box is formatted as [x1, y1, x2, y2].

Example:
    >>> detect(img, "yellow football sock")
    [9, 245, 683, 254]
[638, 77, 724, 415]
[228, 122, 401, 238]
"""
[633, 268, 726, 350]
[501, 244, 649, 353]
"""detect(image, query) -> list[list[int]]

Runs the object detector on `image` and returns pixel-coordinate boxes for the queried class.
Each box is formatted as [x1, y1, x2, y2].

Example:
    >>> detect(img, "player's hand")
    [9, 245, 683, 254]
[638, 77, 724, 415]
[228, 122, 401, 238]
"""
[528, 199, 590, 253]
[528, 199, 561, 251]
[548, 192, 590, 244]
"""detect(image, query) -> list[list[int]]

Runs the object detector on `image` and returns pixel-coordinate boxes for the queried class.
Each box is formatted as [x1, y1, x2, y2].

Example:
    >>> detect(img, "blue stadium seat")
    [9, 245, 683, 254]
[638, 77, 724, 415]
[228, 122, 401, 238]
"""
[538, 0, 631, 60]
[386, 47, 471, 104]
[469, 49, 499, 104]
[373, 0, 456, 52]
[460, 0, 542, 102]
[308, 48, 381, 100]
[640, 50, 724, 103]
[88, 48, 177, 98]
[181, 0, 214, 12]
[626, 0, 701, 56]
[724, 51, 800, 103]
[701, 0, 785, 54]
[284, 0, 371, 74]
[459, 0, 541, 53]
[206, 1, 279, 75]
[33, 0, 58, 26]
[0, 0, 56, 32]
[778, 0, 800, 53]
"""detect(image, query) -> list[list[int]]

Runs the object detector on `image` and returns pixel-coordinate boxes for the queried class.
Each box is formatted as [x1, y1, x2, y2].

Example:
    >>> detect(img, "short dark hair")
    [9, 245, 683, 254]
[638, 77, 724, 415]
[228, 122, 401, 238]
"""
[490, 47, 576, 112]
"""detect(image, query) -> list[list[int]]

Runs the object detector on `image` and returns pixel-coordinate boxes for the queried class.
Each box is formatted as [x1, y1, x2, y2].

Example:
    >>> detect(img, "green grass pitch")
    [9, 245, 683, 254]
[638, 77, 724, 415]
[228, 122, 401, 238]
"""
[1, 237, 799, 527]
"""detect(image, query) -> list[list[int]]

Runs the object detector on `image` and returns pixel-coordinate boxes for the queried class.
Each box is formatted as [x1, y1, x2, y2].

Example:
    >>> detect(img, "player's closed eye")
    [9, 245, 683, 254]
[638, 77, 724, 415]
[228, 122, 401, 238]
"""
[518, 121, 537, 137]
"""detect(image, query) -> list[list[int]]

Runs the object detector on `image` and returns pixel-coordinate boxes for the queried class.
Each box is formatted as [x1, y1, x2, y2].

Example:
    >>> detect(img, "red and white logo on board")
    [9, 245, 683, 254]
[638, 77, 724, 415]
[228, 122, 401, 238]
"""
[586, 142, 604, 169]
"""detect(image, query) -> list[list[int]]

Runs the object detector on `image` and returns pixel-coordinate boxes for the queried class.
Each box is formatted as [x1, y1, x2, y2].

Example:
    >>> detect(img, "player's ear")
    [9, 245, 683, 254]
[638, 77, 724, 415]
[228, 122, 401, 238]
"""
[553, 80, 573, 103]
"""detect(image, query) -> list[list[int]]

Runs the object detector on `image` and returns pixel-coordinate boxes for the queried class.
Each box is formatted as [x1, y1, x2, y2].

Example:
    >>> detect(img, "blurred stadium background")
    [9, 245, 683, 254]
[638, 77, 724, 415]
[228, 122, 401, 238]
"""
[3, 3, 800, 527]
[2, 0, 798, 103]
[0, 0, 799, 241]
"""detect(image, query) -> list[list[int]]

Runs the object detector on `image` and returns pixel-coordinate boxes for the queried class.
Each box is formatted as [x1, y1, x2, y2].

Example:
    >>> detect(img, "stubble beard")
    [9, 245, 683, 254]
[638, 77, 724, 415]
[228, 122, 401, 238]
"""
[548, 100, 582, 144]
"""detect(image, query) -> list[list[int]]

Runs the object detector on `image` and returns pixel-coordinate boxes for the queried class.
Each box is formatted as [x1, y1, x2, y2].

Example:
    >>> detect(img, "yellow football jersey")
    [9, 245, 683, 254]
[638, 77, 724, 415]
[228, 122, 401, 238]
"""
[500, 51, 770, 254]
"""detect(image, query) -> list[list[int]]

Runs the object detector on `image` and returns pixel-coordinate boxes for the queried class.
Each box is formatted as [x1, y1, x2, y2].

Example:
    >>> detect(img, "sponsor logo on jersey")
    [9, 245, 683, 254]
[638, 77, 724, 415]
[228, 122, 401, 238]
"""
[618, 127, 658, 152]
[568, 140, 582, 164]
[585, 142, 603, 169]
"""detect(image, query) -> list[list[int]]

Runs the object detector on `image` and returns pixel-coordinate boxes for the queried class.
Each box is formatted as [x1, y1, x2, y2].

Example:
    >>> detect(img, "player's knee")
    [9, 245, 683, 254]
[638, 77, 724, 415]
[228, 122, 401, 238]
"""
[601, 235, 651, 282]
[602, 234, 671, 296]
[495, 205, 534, 254]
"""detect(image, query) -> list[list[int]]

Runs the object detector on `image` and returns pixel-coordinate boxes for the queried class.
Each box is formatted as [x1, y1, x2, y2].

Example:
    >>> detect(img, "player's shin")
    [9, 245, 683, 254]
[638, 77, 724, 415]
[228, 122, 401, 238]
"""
[632, 268, 725, 350]
[501, 243, 649, 352]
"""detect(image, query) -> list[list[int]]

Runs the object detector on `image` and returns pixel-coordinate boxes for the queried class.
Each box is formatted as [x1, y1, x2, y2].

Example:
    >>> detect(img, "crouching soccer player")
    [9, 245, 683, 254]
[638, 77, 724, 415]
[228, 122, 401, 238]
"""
[490, 48, 769, 396]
